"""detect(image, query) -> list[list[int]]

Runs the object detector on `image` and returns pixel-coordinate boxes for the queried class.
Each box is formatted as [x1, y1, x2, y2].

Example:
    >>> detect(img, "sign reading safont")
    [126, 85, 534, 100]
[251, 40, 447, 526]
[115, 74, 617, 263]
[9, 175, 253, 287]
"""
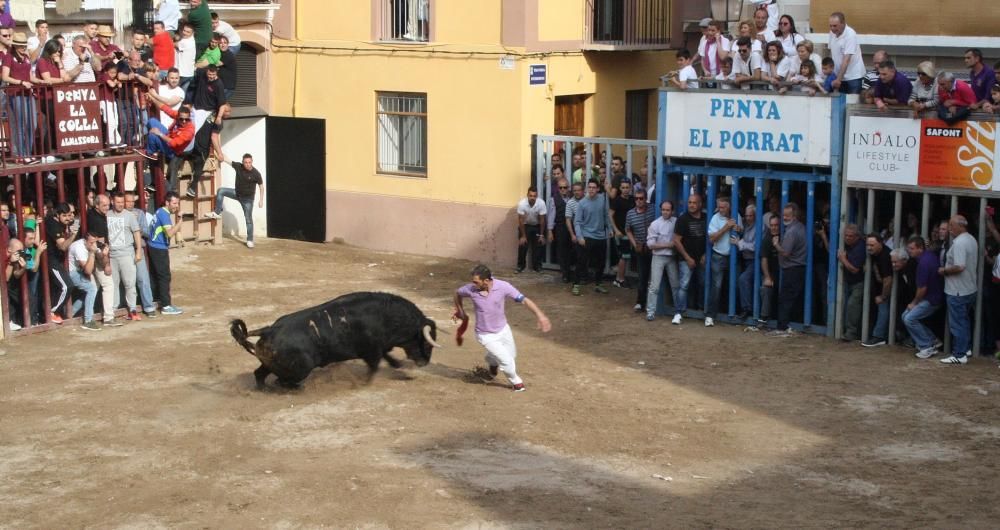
[663, 91, 833, 167]
[53, 84, 102, 153]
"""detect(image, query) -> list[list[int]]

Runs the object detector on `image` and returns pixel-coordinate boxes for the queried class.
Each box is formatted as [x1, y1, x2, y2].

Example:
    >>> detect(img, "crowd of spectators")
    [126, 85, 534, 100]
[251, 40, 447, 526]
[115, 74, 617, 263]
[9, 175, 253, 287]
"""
[1, 0, 244, 333]
[665, 6, 1000, 126]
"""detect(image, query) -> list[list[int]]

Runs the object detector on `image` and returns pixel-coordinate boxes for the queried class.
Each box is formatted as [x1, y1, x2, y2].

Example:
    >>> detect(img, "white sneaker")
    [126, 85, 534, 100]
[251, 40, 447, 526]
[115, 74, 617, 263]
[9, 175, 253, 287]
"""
[671, 314, 682, 325]
[939, 354, 968, 365]
[704, 317, 714, 327]
[246, 241, 255, 248]
[915, 347, 938, 359]
[633, 303, 642, 312]
[203, 211, 221, 219]
[9, 321, 22, 331]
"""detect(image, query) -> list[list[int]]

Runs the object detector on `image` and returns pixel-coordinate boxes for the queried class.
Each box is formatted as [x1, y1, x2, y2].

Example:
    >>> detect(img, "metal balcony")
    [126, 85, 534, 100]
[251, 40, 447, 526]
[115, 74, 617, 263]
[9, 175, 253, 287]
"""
[583, 0, 672, 51]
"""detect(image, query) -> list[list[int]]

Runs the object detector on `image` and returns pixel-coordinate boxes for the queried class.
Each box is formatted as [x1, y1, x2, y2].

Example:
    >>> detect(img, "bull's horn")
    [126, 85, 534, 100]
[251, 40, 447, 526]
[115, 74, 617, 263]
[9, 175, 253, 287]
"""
[423, 324, 444, 348]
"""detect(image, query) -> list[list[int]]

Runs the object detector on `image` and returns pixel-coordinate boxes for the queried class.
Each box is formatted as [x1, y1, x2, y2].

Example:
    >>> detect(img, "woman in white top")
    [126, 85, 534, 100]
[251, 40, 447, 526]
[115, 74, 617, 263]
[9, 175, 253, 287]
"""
[786, 40, 824, 79]
[761, 41, 792, 90]
[775, 15, 805, 58]
[737, 20, 764, 57]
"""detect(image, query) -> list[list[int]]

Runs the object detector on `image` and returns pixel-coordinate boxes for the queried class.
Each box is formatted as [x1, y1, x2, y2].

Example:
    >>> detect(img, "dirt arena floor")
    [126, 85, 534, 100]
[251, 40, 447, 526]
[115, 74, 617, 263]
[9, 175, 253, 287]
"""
[2, 238, 999, 528]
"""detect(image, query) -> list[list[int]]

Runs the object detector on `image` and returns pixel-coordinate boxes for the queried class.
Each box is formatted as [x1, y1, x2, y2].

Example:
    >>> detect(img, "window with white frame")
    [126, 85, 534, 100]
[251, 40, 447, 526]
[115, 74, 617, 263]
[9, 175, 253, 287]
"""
[376, 92, 427, 177]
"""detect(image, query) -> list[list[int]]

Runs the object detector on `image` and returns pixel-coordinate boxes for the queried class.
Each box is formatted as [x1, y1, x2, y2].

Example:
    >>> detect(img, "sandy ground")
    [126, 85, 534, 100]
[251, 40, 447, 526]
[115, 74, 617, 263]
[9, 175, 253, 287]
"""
[1, 238, 999, 529]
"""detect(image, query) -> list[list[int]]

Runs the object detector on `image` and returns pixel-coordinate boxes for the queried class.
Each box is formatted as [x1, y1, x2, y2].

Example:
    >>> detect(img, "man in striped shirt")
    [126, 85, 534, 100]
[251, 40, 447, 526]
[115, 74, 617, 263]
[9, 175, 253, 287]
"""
[625, 189, 656, 313]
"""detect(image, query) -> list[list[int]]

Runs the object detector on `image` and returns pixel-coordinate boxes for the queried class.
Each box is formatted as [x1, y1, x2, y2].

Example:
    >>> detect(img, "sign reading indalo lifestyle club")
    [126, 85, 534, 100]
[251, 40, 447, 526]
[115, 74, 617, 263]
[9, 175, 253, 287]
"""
[53, 84, 103, 153]
[846, 115, 1000, 193]
[663, 91, 833, 166]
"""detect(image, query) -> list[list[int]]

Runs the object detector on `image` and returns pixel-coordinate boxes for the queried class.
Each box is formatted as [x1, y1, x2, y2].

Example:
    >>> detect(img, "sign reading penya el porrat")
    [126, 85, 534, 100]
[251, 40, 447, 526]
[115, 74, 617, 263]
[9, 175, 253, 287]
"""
[53, 85, 103, 153]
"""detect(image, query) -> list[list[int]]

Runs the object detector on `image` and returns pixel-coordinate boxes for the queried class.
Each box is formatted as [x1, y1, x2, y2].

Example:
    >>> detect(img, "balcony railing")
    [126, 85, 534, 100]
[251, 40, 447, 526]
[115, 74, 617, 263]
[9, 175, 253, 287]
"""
[584, 0, 672, 51]
[1, 81, 148, 167]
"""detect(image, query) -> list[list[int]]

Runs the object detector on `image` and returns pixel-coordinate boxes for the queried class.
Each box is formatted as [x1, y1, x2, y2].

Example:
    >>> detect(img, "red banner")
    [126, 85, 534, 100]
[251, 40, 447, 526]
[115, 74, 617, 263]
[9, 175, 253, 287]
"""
[53, 84, 103, 154]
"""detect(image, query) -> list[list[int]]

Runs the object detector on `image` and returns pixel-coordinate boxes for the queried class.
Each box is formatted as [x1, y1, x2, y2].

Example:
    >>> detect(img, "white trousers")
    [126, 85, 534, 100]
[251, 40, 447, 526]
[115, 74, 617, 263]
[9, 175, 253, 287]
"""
[476, 324, 522, 385]
[94, 268, 115, 321]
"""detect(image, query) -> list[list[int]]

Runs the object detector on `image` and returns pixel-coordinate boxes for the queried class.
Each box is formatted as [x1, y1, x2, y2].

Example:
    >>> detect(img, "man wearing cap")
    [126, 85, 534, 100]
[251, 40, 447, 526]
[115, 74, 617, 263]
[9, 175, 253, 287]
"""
[909, 62, 938, 115]
[91, 25, 123, 70]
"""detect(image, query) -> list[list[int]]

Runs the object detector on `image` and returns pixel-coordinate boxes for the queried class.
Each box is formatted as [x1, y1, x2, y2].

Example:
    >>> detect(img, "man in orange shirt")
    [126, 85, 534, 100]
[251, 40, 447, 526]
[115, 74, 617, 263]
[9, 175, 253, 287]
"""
[139, 104, 194, 162]
[151, 21, 174, 80]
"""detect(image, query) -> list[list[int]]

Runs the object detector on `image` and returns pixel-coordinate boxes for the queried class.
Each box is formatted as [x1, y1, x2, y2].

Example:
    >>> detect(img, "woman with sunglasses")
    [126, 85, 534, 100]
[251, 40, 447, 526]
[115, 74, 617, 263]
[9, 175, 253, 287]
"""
[1, 32, 44, 163]
[908, 61, 938, 117]
[775, 15, 804, 58]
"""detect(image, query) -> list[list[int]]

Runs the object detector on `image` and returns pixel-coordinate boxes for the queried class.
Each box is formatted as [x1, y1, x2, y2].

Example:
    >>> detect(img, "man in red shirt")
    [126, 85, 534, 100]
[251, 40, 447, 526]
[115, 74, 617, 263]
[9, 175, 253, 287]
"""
[139, 104, 194, 162]
[151, 21, 174, 79]
[91, 25, 122, 70]
[936, 71, 977, 124]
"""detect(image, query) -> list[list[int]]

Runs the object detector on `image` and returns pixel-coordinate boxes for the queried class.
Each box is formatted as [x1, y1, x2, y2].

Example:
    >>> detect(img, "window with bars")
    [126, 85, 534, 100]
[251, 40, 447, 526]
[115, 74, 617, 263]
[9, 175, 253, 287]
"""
[376, 92, 427, 177]
[379, 0, 431, 42]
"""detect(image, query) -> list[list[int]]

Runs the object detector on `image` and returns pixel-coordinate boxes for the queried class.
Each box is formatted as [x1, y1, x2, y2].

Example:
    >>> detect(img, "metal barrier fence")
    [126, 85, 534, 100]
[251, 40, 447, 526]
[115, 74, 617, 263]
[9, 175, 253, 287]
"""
[1, 81, 148, 167]
[842, 105, 1000, 356]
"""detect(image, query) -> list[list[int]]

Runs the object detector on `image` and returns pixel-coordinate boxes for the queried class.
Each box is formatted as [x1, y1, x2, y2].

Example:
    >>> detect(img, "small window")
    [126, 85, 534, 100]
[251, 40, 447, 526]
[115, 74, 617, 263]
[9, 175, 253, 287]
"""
[376, 92, 427, 177]
[380, 0, 431, 42]
[625, 89, 651, 140]
[230, 47, 259, 108]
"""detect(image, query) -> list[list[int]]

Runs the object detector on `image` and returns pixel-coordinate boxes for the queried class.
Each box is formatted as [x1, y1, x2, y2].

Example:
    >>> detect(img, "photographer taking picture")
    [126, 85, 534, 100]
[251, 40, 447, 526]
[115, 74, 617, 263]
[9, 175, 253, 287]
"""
[6, 238, 30, 330]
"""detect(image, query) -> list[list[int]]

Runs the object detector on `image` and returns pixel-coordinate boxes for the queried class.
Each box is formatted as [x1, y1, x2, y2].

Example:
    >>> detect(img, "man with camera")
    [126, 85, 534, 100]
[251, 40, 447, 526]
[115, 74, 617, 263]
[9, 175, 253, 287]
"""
[87, 195, 122, 327]
[61, 35, 101, 83]
[67, 232, 102, 330]
[6, 238, 30, 330]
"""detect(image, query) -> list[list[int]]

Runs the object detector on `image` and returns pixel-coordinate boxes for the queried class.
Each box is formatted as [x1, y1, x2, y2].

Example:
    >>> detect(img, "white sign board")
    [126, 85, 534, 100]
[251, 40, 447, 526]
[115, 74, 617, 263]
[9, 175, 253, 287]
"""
[663, 91, 832, 166]
[844, 116, 920, 186]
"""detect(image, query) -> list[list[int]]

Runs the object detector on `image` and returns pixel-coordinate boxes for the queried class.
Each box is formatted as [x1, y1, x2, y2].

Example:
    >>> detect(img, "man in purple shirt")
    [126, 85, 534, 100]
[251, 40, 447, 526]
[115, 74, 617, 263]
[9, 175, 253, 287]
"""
[453, 264, 551, 392]
[902, 236, 944, 358]
[873, 61, 912, 111]
[964, 48, 996, 108]
[0, 1, 13, 28]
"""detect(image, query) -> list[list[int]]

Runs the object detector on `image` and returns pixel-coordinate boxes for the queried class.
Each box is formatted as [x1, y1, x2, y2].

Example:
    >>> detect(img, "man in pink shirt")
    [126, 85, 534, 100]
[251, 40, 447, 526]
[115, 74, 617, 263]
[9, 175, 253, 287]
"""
[936, 71, 977, 124]
[453, 264, 551, 392]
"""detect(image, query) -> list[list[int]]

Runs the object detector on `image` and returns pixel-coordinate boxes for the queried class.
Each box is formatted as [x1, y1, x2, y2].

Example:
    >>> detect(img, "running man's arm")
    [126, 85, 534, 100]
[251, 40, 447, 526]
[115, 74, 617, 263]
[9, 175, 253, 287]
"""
[520, 297, 551, 332]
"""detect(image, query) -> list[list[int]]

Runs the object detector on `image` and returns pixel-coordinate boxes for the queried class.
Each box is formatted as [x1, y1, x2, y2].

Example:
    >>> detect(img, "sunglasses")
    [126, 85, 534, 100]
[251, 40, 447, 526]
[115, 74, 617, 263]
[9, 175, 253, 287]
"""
[558, 186, 568, 189]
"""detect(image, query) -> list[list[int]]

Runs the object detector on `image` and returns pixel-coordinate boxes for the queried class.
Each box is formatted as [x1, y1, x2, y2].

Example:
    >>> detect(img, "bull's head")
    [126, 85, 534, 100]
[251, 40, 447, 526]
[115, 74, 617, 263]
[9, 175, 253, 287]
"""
[411, 321, 441, 366]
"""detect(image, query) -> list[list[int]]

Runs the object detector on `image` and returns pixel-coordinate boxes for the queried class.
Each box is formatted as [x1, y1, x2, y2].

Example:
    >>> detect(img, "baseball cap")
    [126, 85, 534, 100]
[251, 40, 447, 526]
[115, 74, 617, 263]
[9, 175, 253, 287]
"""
[699, 17, 713, 28]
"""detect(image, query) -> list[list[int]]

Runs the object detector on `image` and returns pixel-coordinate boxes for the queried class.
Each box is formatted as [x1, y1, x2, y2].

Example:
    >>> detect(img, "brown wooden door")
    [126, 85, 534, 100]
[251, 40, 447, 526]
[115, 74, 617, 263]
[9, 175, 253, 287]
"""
[554, 95, 586, 137]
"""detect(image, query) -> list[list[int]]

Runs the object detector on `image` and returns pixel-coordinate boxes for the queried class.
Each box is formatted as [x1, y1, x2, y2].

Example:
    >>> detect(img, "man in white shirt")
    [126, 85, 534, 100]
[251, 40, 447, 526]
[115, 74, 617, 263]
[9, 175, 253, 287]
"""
[695, 19, 730, 77]
[669, 49, 699, 90]
[731, 37, 762, 89]
[61, 36, 101, 83]
[67, 232, 102, 330]
[645, 200, 679, 321]
[146, 68, 185, 128]
[26, 19, 48, 61]
[828, 11, 866, 94]
[516, 186, 547, 273]
[211, 11, 241, 53]
[175, 22, 197, 91]
[938, 215, 979, 365]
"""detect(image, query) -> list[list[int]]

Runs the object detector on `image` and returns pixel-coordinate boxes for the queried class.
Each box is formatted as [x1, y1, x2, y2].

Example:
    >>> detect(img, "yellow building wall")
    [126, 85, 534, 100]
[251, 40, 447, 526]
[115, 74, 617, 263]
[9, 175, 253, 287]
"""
[538, 0, 585, 42]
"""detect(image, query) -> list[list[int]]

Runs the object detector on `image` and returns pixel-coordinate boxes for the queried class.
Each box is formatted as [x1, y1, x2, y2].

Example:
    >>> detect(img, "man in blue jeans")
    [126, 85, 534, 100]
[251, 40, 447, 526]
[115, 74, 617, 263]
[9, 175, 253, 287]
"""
[203, 153, 264, 248]
[903, 236, 943, 358]
[861, 233, 893, 347]
[706, 196, 740, 327]
[938, 215, 978, 365]
[67, 232, 101, 330]
[672, 194, 707, 325]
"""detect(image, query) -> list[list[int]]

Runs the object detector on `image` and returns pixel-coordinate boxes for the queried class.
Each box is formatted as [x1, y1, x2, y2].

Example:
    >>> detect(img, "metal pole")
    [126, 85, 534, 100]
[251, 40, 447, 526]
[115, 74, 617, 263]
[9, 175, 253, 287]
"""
[728, 176, 739, 317]
[753, 178, 764, 322]
[972, 197, 986, 357]
[861, 188, 875, 343]
[804, 181, 815, 328]
[921, 193, 930, 241]
[888, 190, 902, 345]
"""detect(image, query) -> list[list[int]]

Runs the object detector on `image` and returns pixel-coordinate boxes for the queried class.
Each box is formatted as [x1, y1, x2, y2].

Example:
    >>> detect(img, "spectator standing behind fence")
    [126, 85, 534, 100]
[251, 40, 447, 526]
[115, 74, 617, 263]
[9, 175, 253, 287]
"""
[903, 236, 944, 359]
[775, 15, 805, 58]
[511, 186, 546, 274]
[6, 238, 28, 331]
[735, 204, 757, 320]
[909, 62, 938, 116]
[609, 180, 635, 288]
[672, 194, 707, 324]
[695, 19, 729, 78]
[131, 30, 153, 63]
[668, 49, 698, 90]
[964, 48, 996, 110]
[761, 41, 791, 90]
[731, 37, 762, 89]
[564, 181, 585, 287]
[573, 179, 610, 296]
[645, 200, 679, 322]
[204, 153, 264, 249]
[625, 189, 656, 314]
[859, 50, 888, 102]
[91, 25, 122, 71]
[860, 233, 893, 347]
[67, 232, 102, 331]
[752, 8, 775, 51]
[148, 192, 184, 315]
[936, 72, 977, 125]
[62, 35, 100, 83]
[26, 19, 48, 62]
[2, 33, 41, 163]
[45, 203, 79, 324]
[546, 175, 573, 284]
[706, 196, 740, 327]
[151, 22, 174, 79]
[873, 61, 912, 111]
[839, 224, 866, 341]
[828, 12, 865, 94]
[938, 215, 978, 365]
[757, 214, 781, 328]
[87, 195, 122, 327]
[767, 204, 807, 337]
[98, 62, 123, 148]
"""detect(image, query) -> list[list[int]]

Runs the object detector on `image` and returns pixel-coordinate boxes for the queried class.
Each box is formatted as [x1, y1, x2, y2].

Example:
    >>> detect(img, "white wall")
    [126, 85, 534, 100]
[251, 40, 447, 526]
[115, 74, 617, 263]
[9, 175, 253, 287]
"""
[218, 117, 267, 240]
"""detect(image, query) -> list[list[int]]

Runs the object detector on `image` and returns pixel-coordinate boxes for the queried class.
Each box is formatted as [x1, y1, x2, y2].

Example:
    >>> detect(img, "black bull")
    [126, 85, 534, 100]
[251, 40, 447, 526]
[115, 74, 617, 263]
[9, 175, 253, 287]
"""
[230, 292, 442, 389]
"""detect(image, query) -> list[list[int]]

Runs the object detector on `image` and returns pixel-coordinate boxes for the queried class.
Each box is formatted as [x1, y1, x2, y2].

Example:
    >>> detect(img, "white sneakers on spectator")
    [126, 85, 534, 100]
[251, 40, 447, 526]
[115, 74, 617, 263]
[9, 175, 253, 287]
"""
[9, 322, 21, 331]
[633, 303, 642, 312]
[671, 313, 682, 325]
[915, 347, 938, 359]
[246, 241, 255, 248]
[704, 317, 714, 327]
[940, 353, 970, 365]
[203, 211, 221, 219]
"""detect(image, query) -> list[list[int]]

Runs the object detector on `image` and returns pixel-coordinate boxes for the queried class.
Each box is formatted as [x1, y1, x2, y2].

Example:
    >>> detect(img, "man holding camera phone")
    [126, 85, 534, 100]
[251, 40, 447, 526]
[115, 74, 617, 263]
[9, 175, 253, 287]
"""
[6, 238, 30, 330]
[62, 35, 101, 83]
[67, 232, 102, 330]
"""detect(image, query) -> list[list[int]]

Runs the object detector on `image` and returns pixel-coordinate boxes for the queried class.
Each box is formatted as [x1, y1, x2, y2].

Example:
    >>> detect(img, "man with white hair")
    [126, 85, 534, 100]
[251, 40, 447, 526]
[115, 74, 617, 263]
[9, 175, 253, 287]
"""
[61, 35, 101, 83]
[453, 265, 551, 392]
[938, 215, 978, 364]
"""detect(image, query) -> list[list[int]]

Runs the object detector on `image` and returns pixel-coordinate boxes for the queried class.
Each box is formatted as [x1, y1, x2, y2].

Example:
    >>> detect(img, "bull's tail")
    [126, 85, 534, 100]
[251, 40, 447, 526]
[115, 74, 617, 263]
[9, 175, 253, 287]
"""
[230, 319, 268, 356]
